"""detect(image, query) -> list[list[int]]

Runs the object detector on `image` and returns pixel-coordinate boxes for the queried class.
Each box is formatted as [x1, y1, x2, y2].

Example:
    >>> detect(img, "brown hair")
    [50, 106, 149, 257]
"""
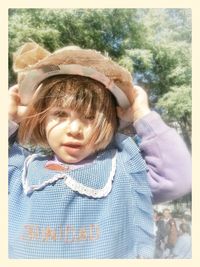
[18, 75, 118, 151]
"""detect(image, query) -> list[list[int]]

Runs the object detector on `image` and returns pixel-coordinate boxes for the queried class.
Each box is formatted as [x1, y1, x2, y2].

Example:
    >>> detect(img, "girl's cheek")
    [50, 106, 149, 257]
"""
[45, 121, 59, 138]
[86, 126, 95, 138]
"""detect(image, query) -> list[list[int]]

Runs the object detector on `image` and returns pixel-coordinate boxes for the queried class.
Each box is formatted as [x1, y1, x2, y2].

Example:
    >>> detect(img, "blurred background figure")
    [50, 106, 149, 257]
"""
[163, 214, 178, 257]
[153, 209, 164, 258]
[156, 208, 178, 258]
[171, 223, 192, 258]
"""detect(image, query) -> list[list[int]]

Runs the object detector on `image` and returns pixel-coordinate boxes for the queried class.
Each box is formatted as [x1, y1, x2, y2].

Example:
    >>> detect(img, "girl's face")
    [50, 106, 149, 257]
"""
[45, 107, 97, 163]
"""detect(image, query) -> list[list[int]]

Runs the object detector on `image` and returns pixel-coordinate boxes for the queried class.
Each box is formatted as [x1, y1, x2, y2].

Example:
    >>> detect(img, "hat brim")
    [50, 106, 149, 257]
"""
[19, 64, 131, 109]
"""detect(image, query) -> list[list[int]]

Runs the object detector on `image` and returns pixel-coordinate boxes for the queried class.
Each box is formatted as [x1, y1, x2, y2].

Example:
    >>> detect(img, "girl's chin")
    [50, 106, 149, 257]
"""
[57, 155, 82, 164]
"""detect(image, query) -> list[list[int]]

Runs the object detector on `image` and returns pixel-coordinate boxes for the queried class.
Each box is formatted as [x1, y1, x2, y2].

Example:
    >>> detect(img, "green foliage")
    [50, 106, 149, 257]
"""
[157, 85, 191, 147]
[150, 42, 191, 95]
[157, 86, 191, 122]
[127, 49, 153, 71]
[118, 55, 134, 73]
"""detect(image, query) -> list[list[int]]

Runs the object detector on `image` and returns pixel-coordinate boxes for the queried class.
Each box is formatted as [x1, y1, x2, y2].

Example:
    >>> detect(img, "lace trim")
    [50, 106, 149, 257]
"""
[22, 154, 64, 195]
[64, 150, 116, 198]
[21, 151, 117, 198]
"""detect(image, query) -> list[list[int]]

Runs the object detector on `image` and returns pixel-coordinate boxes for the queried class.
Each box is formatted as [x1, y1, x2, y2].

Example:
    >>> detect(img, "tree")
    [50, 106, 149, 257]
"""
[125, 9, 192, 148]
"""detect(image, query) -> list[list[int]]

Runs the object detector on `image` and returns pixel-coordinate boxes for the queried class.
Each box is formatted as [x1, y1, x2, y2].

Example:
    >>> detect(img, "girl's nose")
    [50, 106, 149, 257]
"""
[67, 119, 82, 136]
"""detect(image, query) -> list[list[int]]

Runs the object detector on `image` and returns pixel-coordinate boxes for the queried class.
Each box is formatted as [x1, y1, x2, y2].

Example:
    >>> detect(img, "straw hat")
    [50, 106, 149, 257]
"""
[13, 42, 135, 108]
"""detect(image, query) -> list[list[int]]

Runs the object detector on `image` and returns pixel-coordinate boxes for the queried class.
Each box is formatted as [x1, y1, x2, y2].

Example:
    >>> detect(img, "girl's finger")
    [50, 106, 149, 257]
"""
[8, 84, 19, 94]
[18, 106, 27, 118]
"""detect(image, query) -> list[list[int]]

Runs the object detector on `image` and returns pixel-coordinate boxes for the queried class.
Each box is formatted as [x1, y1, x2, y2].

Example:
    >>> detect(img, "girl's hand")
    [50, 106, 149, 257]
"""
[117, 85, 151, 123]
[8, 84, 27, 123]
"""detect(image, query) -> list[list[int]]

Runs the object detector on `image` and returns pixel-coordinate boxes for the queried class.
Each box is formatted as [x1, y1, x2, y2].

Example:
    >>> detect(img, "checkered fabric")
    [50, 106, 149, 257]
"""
[9, 133, 155, 259]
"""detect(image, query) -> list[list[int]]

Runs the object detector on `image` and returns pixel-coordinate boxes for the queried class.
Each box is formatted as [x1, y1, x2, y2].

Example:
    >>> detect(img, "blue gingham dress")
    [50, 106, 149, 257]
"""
[9, 133, 155, 259]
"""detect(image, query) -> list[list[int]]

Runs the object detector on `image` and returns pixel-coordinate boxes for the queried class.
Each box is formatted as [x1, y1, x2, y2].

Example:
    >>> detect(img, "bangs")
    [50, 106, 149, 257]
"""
[41, 75, 109, 126]
[52, 85, 98, 119]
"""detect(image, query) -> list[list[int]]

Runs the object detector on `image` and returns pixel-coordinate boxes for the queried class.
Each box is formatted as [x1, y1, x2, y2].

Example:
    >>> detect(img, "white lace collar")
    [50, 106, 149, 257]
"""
[21, 149, 117, 199]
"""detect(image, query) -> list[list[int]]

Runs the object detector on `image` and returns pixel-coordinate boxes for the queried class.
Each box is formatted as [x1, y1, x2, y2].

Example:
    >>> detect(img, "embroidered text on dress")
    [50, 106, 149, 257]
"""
[19, 224, 100, 243]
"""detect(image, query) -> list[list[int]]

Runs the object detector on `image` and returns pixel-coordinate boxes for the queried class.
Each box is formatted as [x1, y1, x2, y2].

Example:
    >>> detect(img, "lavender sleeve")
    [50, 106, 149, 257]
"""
[134, 111, 192, 204]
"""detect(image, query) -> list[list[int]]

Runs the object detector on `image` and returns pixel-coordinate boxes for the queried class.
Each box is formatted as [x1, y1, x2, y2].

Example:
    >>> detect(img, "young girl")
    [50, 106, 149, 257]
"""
[8, 43, 191, 259]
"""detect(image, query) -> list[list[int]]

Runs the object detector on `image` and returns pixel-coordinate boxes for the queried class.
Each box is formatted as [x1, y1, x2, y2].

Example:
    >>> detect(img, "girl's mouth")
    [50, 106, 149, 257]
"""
[61, 143, 83, 154]
[62, 143, 82, 148]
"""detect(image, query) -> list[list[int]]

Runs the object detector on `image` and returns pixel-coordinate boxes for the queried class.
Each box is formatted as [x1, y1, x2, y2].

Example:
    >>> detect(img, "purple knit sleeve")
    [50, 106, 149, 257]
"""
[134, 111, 192, 204]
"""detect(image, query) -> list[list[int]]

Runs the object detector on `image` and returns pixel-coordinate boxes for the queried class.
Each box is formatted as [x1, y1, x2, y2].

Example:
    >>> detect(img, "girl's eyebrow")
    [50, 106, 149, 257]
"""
[50, 107, 66, 111]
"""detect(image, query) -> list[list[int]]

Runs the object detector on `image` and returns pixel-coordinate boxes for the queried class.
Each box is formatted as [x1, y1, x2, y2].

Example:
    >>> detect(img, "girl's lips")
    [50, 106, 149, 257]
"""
[62, 143, 82, 148]
[61, 143, 83, 154]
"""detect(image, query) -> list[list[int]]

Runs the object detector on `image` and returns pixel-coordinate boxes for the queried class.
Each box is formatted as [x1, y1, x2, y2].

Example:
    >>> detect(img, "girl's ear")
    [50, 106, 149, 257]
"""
[13, 42, 51, 72]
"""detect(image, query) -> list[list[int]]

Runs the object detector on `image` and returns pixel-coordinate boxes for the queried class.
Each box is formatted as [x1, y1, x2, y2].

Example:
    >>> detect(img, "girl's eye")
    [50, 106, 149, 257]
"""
[53, 111, 68, 118]
[84, 115, 95, 121]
